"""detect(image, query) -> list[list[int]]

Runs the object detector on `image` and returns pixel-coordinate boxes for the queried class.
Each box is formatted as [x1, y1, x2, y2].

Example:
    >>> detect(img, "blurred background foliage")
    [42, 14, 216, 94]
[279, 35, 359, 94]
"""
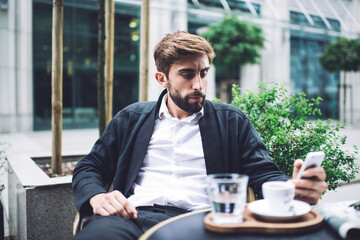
[201, 15, 265, 70]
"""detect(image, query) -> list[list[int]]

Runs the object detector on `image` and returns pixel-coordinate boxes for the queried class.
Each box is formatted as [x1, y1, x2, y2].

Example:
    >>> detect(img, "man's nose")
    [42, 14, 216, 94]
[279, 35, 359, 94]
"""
[192, 74, 203, 90]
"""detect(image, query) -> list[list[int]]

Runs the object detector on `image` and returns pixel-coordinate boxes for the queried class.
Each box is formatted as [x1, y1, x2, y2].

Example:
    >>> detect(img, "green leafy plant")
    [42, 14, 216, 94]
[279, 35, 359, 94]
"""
[319, 37, 360, 122]
[230, 82, 359, 191]
[319, 37, 360, 72]
[201, 15, 265, 69]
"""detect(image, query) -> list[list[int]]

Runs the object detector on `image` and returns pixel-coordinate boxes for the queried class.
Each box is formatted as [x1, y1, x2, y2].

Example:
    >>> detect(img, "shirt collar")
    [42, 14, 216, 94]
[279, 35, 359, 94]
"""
[159, 94, 204, 121]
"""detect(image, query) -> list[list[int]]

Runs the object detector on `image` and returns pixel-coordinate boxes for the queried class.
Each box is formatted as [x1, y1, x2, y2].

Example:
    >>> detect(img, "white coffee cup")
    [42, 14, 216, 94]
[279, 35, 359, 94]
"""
[262, 181, 295, 214]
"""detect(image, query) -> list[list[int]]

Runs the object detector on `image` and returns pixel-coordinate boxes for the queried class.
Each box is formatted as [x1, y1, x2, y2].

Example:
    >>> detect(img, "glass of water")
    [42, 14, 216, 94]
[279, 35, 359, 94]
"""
[207, 173, 249, 225]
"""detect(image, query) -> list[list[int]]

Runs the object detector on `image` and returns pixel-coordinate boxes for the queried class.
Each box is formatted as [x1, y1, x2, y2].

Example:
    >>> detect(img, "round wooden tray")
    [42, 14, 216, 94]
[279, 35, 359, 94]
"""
[204, 205, 323, 234]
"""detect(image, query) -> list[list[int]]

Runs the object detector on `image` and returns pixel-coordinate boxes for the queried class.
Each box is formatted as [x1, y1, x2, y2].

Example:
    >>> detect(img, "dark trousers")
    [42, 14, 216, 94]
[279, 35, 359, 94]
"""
[73, 205, 189, 240]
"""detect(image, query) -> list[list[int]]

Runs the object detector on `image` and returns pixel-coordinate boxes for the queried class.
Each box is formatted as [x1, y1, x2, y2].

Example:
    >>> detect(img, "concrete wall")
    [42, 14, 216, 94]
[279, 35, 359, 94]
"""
[6, 154, 78, 240]
[25, 184, 76, 240]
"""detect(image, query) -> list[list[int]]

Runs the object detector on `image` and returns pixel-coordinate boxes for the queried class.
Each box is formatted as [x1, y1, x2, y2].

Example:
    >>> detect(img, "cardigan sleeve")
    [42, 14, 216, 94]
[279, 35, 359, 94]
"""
[237, 117, 289, 198]
[72, 116, 122, 215]
[203, 101, 288, 198]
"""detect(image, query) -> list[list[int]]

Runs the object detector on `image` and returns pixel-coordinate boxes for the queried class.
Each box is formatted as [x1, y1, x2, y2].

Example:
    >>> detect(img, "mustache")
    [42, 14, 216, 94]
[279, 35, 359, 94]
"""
[188, 91, 205, 98]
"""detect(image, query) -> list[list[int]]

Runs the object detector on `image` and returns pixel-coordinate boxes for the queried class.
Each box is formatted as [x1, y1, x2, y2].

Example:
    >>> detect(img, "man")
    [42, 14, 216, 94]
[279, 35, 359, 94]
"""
[72, 31, 327, 239]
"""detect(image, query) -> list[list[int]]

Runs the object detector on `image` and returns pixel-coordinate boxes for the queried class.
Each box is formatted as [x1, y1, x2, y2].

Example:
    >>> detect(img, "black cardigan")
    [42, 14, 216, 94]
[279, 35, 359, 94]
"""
[72, 90, 288, 215]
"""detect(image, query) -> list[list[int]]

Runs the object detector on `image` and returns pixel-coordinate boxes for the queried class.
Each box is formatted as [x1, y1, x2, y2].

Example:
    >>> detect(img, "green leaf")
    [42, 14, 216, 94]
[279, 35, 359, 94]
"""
[227, 81, 359, 191]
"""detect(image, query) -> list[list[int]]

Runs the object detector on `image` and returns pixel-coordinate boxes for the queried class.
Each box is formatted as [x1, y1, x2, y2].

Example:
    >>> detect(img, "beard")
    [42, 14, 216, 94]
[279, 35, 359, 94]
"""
[167, 81, 206, 114]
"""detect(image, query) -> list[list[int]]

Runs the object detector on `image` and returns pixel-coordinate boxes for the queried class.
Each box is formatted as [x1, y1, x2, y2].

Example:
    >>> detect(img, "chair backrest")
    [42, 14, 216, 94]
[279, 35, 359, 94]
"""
[72, 212, 82, 236]
[247, 187, 255, 203]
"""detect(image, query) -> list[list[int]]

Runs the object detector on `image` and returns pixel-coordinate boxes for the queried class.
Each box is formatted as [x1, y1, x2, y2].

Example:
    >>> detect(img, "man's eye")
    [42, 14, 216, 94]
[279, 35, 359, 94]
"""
[182, 74, 195, 79]
[200, 71, 208, 78]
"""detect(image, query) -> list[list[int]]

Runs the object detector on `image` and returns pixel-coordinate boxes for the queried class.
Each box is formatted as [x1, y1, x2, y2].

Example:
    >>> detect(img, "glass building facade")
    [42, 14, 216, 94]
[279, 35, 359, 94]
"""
[187, 1, 341, 119]
[29, 0, 349, 131]
[33, 0, 140, 130]
[290, 11, 340, 119]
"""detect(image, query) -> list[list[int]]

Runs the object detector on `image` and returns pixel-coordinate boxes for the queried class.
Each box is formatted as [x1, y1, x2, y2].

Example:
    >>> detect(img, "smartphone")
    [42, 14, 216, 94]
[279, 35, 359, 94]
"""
[295, 151, 325, 180]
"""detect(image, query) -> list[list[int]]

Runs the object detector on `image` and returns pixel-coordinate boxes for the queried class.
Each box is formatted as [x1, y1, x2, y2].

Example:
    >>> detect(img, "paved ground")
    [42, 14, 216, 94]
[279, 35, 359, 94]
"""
[0, 123, 359, 204]
[0, 128, 99, 157]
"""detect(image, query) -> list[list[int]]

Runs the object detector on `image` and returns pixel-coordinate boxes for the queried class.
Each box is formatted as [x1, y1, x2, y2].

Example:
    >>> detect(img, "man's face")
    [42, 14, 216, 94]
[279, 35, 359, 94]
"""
[166, 54, 210, 115]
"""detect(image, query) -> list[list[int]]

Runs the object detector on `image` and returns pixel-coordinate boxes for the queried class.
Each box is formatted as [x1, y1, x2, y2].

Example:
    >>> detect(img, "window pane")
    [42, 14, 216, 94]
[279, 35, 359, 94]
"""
[290, 11, 341, 31]
[290, 37, 339, 120]
[33, 0, 140, 130]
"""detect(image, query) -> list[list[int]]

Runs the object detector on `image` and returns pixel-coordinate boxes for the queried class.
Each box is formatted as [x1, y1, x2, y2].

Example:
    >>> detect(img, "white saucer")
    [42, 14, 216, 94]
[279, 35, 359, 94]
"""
[247, 199, 311, 222]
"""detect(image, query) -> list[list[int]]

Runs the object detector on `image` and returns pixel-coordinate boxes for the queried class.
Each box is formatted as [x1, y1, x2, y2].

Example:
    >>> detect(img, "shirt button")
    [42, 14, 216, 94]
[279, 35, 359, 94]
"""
[174, 162, 179, 166]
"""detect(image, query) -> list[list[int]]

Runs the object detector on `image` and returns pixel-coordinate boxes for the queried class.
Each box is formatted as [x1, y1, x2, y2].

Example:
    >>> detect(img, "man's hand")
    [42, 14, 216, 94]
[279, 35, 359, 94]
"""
[289, 159, 328, 205]
[89, 190, 138, 219]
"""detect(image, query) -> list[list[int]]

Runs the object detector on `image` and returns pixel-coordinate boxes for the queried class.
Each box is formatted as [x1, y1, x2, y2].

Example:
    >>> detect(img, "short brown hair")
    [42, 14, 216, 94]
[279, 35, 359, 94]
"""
[153, 31, 215, 77]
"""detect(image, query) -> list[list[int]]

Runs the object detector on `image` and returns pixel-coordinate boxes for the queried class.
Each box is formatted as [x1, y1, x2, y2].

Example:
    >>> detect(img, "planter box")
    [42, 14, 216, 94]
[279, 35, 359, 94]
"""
[5, 154, 83, 240]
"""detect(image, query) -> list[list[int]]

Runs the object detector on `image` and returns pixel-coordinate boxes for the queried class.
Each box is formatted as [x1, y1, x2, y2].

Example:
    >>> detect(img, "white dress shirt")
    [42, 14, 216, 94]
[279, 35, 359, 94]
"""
[128, 94, 210, 210]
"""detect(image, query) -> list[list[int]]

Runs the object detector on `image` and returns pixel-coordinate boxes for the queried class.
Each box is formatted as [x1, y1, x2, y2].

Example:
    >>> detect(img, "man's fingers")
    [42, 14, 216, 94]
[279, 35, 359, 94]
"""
[290, 157, 328, 205]
[89, 191, 138, 218]
[93, 203, 119, 216]
[292, 159, 303, 179]
[294, 186, 322, 205]
[292, 178, 328, 205]
[292, 158, 326, 181]
[93, 207, 110, 216]
[294, 178, 328, 193]
[107, 197, 130, 218]
[113, 191, 138, 218]
[301, 167, 326, 181]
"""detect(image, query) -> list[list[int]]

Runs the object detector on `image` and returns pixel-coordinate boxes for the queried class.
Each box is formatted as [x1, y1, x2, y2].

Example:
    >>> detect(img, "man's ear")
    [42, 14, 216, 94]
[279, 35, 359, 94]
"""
[155, 72, 168, 88]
